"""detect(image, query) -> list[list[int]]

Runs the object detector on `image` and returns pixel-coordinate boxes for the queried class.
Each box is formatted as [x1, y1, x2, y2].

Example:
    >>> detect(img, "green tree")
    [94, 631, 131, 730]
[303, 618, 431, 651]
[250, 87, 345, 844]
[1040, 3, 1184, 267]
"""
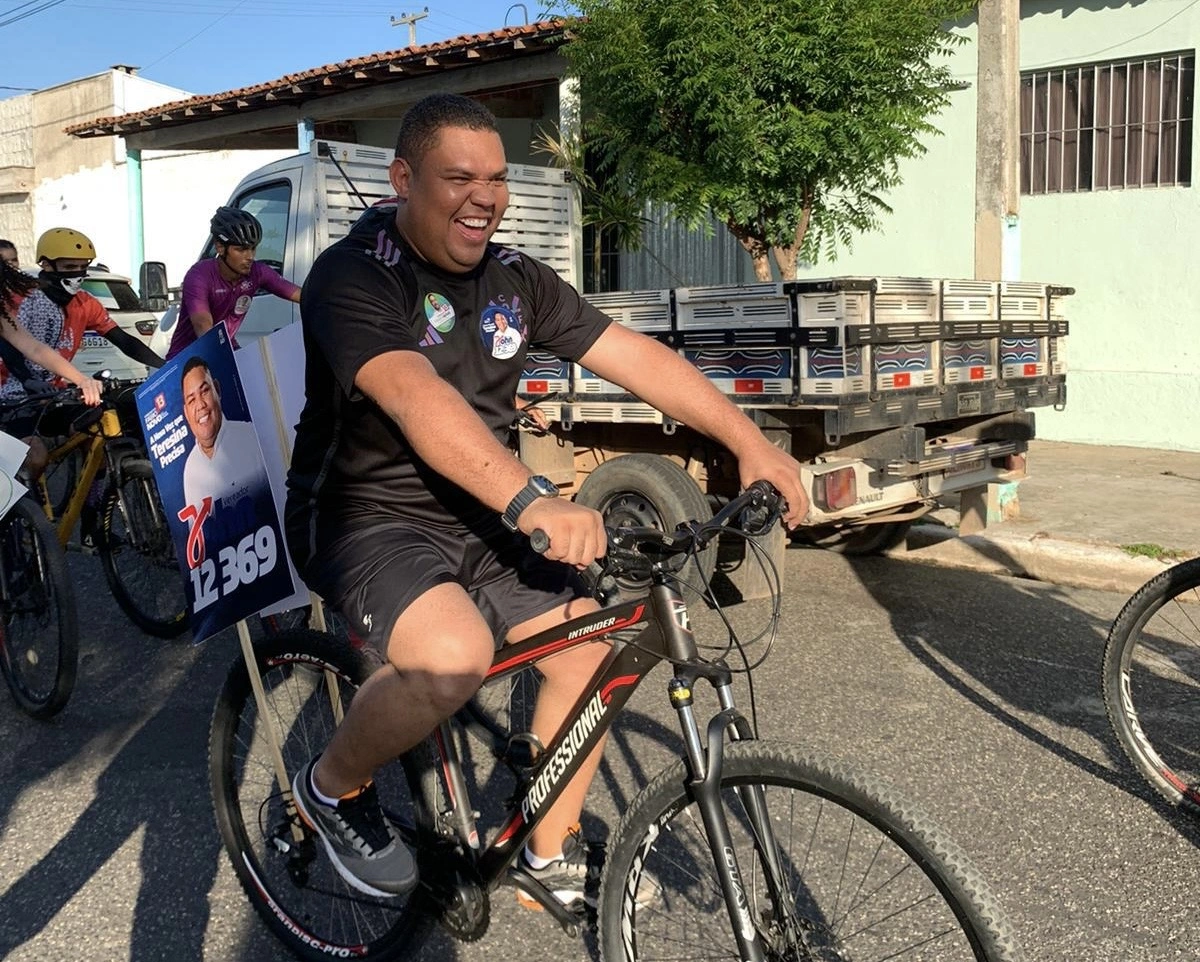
[554, 0, 973, 280]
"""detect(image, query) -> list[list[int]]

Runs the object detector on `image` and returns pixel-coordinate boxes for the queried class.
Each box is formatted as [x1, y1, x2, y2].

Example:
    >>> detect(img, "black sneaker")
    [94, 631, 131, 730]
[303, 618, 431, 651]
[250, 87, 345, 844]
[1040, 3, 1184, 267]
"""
[516, 824, 599, 909]
[292, 757, 418, 898]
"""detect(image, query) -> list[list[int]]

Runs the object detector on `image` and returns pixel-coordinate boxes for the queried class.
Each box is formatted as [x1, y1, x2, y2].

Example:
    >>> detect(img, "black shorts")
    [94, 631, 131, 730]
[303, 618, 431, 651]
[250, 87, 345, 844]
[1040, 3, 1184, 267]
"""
[289, 513, 586, 653]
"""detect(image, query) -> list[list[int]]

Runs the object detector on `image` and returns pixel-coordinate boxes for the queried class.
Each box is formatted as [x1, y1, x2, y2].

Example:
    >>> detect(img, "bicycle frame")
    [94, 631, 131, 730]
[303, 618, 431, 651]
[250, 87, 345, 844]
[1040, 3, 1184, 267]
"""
[420, 575, 792, 961]
[36, 406, 136, 548]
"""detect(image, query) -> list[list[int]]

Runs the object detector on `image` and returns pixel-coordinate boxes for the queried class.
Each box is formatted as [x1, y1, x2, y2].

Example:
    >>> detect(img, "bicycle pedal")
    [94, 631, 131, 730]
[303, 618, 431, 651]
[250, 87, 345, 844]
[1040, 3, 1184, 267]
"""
[507, 866, 586, 933]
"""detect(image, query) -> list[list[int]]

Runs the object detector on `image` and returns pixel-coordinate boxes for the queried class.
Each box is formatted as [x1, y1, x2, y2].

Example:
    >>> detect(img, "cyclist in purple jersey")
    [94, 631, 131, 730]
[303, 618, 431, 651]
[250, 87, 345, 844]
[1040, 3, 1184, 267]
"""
[166, 207, 300, 359]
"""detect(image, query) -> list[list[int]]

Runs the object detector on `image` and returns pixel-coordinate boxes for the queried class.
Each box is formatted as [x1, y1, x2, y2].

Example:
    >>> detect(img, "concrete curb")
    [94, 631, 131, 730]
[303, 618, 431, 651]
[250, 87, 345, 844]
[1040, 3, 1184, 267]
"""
[886, 523, 1186, 595]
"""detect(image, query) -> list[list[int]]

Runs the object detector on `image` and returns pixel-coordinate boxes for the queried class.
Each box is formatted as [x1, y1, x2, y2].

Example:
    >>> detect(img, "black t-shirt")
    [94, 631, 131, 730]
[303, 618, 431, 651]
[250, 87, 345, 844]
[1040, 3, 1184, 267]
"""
[286, 207, 611, 532]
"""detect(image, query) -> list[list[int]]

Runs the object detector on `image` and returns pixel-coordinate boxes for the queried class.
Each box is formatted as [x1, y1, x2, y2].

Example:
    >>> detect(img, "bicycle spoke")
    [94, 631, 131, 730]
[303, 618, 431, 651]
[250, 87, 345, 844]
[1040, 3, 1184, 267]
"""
[604, 746, 1006, 961]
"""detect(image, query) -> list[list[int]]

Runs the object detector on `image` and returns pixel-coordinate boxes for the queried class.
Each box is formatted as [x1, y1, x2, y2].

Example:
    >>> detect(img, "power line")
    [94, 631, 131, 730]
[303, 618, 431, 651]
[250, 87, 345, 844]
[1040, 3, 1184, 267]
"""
[142, 0, 250, 70]
[0, 0, 69, 29]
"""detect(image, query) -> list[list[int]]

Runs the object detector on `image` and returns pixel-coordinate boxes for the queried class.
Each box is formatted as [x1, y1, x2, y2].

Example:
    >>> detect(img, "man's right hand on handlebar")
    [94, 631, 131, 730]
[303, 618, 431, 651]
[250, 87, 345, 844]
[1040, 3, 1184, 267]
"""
[520, 497, 607, 568]
[72, 378, 102, 407]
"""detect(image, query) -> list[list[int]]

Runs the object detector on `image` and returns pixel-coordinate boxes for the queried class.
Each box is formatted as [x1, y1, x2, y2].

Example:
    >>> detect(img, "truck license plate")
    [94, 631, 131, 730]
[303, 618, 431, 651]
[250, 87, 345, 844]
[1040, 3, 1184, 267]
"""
[957, 392, 981, 415]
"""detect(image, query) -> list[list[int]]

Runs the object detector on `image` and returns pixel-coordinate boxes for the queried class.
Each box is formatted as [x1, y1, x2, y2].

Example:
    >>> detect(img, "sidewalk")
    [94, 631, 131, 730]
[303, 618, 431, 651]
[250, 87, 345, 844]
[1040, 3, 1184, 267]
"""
[887, 439, 1200, 594]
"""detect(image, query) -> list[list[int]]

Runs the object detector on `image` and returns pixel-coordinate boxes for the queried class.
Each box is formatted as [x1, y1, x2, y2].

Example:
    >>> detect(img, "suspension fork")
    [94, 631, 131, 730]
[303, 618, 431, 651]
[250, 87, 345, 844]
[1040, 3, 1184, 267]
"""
[715, 678, 795, 912]
[670, 678, 768, 962]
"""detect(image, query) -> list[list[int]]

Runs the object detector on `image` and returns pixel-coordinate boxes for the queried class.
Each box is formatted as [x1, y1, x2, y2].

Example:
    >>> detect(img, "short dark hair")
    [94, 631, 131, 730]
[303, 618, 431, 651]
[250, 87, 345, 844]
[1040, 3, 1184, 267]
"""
[0, 240, 15, 254]
[394, 94, 499, 168]
[181, 355, 212, 392]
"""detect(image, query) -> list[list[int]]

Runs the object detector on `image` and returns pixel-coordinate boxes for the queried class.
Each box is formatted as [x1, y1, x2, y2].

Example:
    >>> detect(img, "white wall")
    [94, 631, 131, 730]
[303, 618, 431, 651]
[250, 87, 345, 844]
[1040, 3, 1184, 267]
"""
[32, 147, 294, 284]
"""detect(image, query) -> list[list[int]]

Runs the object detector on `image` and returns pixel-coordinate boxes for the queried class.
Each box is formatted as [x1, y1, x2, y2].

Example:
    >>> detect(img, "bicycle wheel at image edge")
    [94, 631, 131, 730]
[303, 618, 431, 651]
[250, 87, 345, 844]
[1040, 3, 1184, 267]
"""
[209, 629, 439, 961]
[598, 741, 1020, 962]
[1102, 556, 1200, 813]
[99, 469, 188, 638]
[0, 497, 79, 718]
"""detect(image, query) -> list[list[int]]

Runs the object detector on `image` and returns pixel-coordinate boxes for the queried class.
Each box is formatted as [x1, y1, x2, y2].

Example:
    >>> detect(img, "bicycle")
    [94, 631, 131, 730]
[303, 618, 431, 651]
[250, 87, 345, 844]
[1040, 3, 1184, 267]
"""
[1103, 556, 1200, 814]
[27, 379, 187, 638]
[209, 482, 1019, 961]
[0, 472, 78, 718]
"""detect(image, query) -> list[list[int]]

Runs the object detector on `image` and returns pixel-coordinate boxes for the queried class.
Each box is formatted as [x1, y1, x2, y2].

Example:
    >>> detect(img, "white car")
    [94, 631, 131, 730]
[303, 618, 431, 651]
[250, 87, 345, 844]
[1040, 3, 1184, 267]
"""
[73, 269, 162, 382]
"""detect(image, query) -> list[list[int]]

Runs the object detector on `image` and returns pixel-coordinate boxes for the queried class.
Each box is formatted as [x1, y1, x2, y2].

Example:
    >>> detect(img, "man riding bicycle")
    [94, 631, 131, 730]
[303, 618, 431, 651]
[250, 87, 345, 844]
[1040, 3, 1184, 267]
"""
[284, 93, 809, 905]
[165, 207, 301, 360]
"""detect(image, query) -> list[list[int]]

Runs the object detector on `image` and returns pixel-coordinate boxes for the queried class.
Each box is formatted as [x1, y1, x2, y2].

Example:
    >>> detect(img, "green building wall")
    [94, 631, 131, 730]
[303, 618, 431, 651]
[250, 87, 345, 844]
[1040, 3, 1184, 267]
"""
[802, 1, 1200, 450]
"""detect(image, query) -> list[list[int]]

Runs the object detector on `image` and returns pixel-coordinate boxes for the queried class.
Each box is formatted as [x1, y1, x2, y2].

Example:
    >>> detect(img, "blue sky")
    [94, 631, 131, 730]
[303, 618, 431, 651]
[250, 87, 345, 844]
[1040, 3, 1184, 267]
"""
[2, 1, 559, 98]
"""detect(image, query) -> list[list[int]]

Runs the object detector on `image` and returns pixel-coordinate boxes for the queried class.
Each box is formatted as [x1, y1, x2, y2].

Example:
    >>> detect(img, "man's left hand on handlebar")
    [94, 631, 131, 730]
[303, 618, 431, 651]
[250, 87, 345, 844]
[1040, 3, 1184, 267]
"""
[734, 439, 811, 529]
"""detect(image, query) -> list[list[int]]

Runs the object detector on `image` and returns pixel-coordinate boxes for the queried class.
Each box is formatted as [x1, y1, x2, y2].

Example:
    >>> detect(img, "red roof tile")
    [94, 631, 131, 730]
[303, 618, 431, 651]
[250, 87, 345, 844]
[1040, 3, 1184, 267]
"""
[68, 20, 569, 137]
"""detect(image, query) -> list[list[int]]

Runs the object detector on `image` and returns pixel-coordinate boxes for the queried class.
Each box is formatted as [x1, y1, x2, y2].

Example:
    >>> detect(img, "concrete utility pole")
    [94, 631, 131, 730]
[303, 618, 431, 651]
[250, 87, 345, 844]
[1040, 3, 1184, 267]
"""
[974, 0, 1020, 282]
[390, 7, 428, 46]
[963, 0, 1022, 535]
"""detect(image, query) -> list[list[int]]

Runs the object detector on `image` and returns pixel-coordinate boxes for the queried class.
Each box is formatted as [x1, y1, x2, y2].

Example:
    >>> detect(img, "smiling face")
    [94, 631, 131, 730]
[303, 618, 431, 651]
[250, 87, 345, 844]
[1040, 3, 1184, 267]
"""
[182, 365, 223, 457]
[390, 125, 509, 273]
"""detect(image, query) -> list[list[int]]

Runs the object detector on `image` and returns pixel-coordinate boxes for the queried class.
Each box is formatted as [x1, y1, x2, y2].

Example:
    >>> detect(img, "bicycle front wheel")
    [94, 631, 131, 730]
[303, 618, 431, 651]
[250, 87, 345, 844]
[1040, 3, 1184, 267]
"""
[99, 466, 187, 638]
[600, 741, 1019, 962]
[209, 629, 436, 962]
[1103, 557, 1200, 812]
[0, 497, 79, 718]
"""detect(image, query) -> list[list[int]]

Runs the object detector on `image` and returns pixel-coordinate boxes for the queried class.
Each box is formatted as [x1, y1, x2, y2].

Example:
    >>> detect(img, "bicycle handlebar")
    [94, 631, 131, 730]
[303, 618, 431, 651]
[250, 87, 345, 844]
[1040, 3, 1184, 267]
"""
[529, 480, 785, 585]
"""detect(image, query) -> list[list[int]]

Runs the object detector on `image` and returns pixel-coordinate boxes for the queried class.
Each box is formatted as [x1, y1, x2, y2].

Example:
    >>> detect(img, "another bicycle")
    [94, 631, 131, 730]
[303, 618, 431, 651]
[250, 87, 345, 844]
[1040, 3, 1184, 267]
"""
[30, 380, 187, 638]
[0, 488, 78, 718]
[1103, 556, 1200, 813]
[209, 483, 1019, 961]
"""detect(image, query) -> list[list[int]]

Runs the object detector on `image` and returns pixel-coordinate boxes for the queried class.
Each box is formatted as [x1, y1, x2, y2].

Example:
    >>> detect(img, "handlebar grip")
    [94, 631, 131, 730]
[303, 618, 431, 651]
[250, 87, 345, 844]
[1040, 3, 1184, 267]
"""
[530, 529, 550, 553]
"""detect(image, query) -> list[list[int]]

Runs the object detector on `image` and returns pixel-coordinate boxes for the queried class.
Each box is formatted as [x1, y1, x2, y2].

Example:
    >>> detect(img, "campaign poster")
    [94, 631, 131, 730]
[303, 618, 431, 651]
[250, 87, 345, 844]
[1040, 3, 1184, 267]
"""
[135, 323, 296, 642]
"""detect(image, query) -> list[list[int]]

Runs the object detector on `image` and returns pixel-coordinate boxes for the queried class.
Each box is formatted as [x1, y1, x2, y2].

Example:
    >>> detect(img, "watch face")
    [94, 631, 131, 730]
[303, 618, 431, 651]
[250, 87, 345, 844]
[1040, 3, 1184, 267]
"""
[530, 475, 559, 497]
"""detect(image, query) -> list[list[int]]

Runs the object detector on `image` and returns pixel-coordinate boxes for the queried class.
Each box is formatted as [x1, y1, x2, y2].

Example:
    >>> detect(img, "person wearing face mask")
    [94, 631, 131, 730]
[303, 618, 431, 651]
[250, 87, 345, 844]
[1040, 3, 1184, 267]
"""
[0, 256, 102, 461]
[0, 229, 164, 535]
[0, 228, 164, 408]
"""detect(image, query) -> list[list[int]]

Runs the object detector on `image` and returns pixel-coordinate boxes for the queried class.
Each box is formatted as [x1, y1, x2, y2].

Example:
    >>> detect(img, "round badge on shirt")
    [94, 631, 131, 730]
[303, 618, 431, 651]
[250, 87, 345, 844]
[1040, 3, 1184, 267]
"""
[425, 292, 456, 333]
[480, 305, 525, 361]
[235, 294, 253, 314]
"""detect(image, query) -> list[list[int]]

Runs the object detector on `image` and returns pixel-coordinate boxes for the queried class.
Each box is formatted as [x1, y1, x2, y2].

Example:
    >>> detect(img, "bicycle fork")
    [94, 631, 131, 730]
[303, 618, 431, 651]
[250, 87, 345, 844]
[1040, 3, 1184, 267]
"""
[670, 675, 799, 962]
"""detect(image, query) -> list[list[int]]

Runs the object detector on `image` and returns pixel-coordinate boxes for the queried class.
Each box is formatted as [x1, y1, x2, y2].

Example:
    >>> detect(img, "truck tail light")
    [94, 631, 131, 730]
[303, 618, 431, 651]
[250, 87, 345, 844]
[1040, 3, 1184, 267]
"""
[814, 466, 857, 511]
[135, 320, 158, 336]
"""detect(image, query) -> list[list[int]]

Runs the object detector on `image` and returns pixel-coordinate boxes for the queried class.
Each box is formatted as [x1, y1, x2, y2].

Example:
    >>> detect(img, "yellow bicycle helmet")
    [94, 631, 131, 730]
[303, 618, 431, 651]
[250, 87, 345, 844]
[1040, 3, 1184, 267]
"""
[35, 227, 96, 263]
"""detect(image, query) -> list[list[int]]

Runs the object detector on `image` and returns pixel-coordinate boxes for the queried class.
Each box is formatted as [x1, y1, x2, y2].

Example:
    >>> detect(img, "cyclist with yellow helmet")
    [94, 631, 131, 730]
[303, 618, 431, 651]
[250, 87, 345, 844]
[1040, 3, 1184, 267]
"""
[0, 227, 163, 404]
[0, 228, 164, 483]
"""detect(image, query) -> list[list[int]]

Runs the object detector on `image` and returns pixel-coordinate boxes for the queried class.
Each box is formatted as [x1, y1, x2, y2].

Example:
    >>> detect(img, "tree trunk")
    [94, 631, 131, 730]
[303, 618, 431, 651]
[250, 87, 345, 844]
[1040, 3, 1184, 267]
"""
[771, 206, 812, 280]
[772, 245, 798, 280]
[724, 217, 772, 281]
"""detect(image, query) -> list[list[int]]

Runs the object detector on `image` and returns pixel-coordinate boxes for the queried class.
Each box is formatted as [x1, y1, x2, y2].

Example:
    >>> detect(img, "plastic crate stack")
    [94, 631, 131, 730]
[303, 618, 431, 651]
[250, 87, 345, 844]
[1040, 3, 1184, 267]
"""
[517, 277, 1070, 421]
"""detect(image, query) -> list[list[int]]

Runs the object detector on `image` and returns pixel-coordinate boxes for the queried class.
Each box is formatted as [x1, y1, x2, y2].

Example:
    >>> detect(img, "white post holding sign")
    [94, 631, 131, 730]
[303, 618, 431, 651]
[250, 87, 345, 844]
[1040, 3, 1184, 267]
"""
[133, 323, 302, 642]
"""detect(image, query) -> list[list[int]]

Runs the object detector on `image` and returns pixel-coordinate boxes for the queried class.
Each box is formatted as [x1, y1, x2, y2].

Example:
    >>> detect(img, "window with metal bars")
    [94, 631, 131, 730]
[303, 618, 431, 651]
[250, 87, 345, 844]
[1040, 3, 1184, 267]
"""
[1020, 51, 1194, 193]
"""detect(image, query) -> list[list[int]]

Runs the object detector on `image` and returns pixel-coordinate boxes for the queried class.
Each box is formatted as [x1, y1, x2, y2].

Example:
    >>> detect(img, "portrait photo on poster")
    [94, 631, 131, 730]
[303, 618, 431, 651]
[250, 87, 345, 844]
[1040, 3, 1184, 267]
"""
[134, 322, 296, 642]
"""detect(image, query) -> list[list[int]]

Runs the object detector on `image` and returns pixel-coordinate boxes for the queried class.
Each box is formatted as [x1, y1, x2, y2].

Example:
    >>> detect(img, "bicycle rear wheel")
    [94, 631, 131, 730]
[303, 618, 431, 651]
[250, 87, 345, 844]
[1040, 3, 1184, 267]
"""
[600, 741, 1019, 962]
[1102, 557, 1200, 813]
[99, 465, 188, 638]
[0, 497, 79, 718]
[209, 629, 437, 961]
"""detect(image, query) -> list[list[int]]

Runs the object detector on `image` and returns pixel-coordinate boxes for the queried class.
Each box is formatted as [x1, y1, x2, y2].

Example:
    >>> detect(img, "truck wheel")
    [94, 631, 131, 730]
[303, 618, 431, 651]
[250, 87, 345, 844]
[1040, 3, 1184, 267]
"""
[574, 454, 716, 603]
[794, 520, 913, 556]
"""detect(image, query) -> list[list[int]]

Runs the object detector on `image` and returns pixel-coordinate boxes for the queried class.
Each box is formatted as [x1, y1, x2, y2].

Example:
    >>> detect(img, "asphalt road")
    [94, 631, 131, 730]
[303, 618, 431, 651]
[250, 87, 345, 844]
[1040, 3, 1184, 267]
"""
[1, 547, 1196, 961]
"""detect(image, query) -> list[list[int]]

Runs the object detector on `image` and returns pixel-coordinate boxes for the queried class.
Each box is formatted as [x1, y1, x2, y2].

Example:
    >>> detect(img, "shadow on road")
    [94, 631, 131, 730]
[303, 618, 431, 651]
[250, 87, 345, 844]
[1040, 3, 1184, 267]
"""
[837, 547, 1200, 848]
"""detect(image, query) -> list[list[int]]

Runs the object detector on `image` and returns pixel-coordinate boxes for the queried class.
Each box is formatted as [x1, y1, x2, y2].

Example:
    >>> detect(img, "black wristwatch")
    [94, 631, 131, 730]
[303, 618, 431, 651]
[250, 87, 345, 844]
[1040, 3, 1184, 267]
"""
[501, 475, 559, 531]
